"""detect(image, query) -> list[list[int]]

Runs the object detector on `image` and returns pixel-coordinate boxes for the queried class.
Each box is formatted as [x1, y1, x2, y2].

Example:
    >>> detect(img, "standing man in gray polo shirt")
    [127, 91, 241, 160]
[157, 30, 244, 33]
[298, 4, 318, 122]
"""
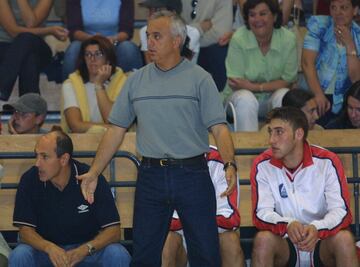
[78, 10, 237, 267]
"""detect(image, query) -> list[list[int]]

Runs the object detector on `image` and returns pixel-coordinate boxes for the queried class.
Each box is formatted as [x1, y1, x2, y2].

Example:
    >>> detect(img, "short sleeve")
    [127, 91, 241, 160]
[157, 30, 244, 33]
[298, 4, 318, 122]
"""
[62, 81, 79, 110]
[198, 75, 226, 128]
[303, 16, 329, 52]
[93, 176, 120, 228]
[13, 171, 37, 228]
[108, 77, 136, 128]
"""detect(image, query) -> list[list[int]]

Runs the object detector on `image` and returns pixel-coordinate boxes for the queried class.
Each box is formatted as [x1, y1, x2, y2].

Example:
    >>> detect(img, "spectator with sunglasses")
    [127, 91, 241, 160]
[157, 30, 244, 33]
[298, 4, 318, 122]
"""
[2, 93, 48, 135]
[181, 0, 234, 91]
[61, 35, 127, 133]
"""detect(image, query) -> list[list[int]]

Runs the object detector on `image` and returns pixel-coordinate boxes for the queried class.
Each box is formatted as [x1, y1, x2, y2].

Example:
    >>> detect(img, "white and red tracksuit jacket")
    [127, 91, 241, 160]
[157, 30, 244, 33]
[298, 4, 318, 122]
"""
[171, 146, 240, 232]
[251, 142, 352, 239]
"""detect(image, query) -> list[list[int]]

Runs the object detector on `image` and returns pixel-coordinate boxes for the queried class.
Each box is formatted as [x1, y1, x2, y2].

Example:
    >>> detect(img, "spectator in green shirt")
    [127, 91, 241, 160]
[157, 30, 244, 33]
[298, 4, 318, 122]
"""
[223, 0, 298, 131]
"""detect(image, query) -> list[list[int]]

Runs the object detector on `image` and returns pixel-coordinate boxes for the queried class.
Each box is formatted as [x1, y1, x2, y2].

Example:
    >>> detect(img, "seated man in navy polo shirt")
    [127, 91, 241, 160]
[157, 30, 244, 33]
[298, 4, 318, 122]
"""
[9, 130, 131, 267]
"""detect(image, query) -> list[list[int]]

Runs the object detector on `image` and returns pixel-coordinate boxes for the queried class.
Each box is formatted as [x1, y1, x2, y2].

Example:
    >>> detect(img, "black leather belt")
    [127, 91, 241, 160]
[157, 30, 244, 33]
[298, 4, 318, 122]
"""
[141, 154, 205, 167]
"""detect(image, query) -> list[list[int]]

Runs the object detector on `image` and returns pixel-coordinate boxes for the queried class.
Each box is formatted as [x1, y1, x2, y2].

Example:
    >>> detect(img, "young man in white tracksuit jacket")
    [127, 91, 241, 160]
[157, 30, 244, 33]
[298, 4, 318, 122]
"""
[251, 106, 358, 267]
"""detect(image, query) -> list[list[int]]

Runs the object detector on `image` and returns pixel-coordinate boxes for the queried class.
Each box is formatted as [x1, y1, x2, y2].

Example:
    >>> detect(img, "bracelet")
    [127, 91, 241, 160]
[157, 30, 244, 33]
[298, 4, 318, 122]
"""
[223, 161, 237, 172]
[94, 84, 104, 91]
[346, 50, 357, 57]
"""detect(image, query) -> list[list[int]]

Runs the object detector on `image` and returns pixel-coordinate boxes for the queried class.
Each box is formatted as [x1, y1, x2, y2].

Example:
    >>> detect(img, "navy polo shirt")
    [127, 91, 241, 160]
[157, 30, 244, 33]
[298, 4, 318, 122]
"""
[13, 159, 120, 245]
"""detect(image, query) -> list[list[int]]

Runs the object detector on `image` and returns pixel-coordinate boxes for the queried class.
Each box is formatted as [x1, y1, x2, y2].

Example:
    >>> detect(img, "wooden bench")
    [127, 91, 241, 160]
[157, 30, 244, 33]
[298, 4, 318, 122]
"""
[1, 130, 360, 238]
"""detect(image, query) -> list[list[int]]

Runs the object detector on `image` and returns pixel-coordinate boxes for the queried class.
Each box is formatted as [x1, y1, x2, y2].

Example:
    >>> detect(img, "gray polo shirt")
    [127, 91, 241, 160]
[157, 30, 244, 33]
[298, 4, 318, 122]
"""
[109, 59, 226, 158]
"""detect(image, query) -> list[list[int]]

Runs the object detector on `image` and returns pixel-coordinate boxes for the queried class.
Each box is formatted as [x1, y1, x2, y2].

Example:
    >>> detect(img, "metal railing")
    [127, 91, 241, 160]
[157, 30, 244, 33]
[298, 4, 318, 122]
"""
[1, 146, 359, 241]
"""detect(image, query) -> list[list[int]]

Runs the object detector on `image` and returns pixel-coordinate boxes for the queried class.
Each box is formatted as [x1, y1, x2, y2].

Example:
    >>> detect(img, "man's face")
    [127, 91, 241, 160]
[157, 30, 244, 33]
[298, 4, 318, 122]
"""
[146, 16, 180, 65]
[330, 0, 358, 27]
[35, 134, 63, 182]
[12, 111, 43, 134]
[268, 119, 300, 161]
[347, 96, 360, 128]
[301, 99, 319, 130]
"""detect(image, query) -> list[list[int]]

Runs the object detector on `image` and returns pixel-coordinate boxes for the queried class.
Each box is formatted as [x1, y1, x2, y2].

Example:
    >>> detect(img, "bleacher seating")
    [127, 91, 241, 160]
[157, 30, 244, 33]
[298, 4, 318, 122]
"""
[1, 130, 359, 236]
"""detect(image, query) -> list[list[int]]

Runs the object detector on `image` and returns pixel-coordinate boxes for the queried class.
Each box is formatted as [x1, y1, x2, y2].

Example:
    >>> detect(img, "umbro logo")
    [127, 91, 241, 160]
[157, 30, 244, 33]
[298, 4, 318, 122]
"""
[77, 204, 89, 213]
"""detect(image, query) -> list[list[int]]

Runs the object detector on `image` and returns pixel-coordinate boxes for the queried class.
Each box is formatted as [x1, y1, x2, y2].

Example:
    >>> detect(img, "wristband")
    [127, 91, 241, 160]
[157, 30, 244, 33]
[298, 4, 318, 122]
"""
[94, 84, 104, 91]
[223, 161, 237, 172]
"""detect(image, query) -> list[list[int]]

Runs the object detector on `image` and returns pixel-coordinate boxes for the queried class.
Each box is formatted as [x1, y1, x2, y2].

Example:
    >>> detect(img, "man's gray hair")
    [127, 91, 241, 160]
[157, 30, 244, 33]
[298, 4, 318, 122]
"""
[150, 10, 187, 49]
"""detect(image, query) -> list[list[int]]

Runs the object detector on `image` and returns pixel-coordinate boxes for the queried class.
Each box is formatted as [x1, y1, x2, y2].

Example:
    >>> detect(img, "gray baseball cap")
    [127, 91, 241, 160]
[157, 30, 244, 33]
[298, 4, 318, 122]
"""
[3, 93, 47, 115]
[139, 0, 182, 14]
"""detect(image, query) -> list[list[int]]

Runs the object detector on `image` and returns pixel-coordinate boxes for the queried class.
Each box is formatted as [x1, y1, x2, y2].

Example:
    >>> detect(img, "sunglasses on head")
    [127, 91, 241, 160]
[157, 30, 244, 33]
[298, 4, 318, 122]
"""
[191, 0, 198, 19]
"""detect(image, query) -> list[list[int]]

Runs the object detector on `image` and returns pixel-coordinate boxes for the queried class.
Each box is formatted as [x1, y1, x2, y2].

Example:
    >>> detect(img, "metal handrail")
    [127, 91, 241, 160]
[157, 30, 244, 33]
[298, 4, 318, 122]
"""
[1, 147, 359, 240]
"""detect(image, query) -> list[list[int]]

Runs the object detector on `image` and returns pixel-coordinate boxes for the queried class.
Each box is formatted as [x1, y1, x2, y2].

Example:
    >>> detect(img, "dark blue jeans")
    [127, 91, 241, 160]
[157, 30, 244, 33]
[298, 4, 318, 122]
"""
[131, 160, 221, 267]
[9, 243, 131, 267]
[0, 33, 52, 100]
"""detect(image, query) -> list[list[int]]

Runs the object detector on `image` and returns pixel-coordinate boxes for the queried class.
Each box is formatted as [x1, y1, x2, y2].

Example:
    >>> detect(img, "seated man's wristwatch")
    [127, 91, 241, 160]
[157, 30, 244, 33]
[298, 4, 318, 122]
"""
[86, 243, 96, 256]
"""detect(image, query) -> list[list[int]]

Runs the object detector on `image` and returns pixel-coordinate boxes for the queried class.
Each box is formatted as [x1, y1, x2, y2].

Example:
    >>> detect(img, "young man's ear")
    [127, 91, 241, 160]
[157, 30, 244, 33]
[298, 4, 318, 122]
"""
[295, 128, 304, 141]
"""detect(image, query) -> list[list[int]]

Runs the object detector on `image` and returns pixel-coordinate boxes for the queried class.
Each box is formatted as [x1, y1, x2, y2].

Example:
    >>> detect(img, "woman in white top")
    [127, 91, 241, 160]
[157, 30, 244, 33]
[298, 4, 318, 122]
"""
[62, 35, 127, 133]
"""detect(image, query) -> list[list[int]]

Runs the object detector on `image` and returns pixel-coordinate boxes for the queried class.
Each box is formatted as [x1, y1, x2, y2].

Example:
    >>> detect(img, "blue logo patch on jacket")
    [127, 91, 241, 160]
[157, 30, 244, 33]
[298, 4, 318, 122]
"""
[279, 183, 288, 198]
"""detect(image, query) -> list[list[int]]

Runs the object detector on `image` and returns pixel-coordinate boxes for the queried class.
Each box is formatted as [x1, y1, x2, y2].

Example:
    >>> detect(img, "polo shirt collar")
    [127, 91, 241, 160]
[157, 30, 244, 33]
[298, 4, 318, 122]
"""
[269, 141, 314, 169]
[49, 160, 79, 192]
[243, 28, 282, 53]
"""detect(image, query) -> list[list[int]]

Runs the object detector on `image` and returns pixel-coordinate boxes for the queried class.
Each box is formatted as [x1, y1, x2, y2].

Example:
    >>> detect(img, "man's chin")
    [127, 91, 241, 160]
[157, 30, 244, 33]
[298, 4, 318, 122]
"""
[39, 175, 48, 182]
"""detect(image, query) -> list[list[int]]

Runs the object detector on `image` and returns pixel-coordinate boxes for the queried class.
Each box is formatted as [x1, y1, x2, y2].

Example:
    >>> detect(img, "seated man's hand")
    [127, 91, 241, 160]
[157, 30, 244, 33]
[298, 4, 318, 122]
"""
[8, 116, 17, 134]
[66, 245, 88, 267]
[297, 224, 319, 252]
[45, 243, 70, 267]
[287, 221, 305, 245]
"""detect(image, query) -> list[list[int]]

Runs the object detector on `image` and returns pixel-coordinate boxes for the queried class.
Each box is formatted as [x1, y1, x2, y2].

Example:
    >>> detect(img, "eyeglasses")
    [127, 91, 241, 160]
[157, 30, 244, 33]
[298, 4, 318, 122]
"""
[191, 0, 198, 19]
[84, 50, 104, 60]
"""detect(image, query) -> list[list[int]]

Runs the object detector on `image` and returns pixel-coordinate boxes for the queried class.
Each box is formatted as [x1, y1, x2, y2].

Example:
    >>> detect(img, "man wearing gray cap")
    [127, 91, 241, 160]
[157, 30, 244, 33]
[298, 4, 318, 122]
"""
[3, 93, 48, 134]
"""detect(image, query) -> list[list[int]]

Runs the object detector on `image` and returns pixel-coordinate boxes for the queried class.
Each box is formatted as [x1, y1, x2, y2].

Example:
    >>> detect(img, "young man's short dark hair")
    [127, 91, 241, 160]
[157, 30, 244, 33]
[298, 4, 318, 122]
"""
[267, 106, 309, 139]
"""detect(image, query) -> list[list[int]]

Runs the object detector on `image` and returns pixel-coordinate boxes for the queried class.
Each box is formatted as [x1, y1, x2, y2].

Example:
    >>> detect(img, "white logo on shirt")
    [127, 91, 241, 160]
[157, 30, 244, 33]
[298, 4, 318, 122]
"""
[77, 204, 89, 213]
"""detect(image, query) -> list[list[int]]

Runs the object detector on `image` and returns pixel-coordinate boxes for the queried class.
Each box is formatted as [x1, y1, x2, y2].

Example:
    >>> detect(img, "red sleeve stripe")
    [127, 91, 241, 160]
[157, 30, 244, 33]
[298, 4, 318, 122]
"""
[310, 146, 352, 237]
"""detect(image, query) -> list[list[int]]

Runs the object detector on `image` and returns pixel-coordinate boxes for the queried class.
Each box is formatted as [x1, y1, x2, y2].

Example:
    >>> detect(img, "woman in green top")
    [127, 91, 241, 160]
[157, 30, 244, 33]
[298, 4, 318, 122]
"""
[224, 0, 297, 131]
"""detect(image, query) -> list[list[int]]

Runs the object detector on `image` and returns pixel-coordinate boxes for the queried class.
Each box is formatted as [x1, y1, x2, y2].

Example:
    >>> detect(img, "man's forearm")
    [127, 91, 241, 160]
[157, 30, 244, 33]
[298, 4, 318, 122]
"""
[85, 225, 121, 252]
[89, 125, 127, 176]
[211, 123, 235, 163]
[19, 226, 56, 253]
